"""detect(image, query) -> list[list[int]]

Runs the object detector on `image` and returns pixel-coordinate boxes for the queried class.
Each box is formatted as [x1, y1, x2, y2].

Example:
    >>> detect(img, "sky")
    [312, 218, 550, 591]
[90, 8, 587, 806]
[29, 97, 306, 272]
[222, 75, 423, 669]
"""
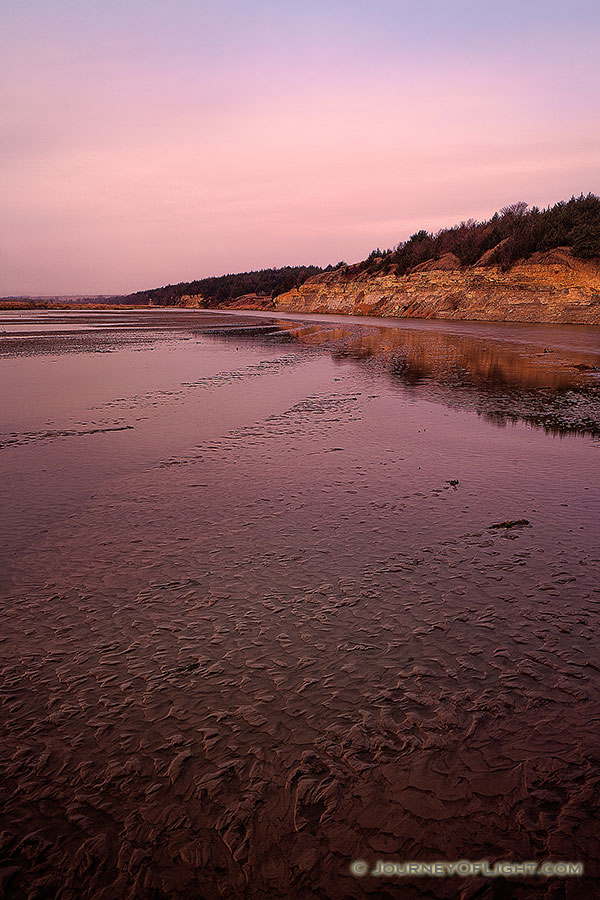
[1, 0, 599, 295]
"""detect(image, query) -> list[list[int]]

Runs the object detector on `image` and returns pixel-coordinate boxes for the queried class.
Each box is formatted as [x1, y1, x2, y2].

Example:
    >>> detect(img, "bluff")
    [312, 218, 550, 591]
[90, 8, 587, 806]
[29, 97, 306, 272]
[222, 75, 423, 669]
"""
[273, 248, 600, 324]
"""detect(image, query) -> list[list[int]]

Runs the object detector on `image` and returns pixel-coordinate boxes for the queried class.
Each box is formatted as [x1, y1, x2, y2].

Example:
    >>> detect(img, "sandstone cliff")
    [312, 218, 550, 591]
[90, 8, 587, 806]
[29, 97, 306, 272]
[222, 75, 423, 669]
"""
[274, 248, 600, 324]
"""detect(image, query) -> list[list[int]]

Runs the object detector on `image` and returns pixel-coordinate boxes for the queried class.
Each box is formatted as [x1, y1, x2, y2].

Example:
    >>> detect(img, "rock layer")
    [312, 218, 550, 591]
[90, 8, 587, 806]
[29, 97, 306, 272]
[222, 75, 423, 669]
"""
[274, 249, 600, 324]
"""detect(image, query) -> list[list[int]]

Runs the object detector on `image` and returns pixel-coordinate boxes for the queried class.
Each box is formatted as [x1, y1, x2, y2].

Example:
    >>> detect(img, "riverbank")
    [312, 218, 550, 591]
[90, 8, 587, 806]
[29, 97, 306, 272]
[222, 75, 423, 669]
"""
[272, 248, 600, 324]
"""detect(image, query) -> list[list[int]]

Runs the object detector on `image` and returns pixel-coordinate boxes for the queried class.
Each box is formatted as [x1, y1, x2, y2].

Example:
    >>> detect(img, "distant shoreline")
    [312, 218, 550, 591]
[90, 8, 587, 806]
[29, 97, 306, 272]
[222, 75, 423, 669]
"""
[3, 299, 600, 328]
[0, 301, 154, 311]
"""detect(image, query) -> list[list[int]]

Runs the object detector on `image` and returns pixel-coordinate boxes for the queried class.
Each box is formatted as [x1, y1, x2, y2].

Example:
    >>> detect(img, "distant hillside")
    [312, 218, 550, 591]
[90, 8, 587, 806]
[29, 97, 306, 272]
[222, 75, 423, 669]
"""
[273, 195, 600, 325]
[5, 195, 598, 316]
[123, 265, 341, 307]
[121, 195, 599, 311]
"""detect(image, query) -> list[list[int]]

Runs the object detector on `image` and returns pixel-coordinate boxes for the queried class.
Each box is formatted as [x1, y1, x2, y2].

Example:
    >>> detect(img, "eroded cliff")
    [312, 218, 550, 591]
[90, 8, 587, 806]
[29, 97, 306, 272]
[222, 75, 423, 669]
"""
[274, 249, 600, 324]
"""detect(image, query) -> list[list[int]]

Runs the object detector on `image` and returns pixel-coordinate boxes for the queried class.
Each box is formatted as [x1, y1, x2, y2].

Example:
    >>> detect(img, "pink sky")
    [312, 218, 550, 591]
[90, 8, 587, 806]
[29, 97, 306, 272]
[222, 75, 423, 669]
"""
[1, 0, 599, 295]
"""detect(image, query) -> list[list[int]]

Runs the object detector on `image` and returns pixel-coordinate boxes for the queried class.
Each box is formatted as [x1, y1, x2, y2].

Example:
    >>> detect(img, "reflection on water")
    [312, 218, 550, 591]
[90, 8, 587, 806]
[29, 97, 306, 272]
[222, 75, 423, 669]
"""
[206, 317, 600, 438]
[1, 310, 599, 900]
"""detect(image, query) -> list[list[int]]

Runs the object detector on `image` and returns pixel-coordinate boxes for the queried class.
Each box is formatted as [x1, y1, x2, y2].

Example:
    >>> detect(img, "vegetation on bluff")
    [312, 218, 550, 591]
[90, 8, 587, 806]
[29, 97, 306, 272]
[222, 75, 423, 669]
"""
[116, 194, 599, 308]
[3, 197, 597, 310]
[355, 193, 600, 277]
[124, 265, 342, 307]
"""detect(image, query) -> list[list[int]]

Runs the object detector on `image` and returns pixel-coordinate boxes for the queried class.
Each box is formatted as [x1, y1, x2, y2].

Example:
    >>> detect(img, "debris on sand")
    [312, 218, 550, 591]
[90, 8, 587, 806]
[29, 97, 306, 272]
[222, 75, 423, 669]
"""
[490, 519, 530, 529]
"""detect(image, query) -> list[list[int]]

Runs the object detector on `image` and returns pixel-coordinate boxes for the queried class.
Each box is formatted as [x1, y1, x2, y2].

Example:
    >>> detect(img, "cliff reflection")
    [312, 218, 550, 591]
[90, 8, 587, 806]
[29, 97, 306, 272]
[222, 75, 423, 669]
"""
[209, 319, 600, 438]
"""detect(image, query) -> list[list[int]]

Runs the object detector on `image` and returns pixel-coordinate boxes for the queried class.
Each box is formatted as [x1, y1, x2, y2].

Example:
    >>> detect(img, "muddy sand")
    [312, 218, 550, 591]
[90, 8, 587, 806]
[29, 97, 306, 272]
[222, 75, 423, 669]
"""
[1, 309, 599, 900]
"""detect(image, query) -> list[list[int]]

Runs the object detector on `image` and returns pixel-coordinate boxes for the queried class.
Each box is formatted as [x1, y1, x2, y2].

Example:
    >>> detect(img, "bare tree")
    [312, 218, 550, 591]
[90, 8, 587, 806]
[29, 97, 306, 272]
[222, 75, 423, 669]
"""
[500, 201, 528, 217]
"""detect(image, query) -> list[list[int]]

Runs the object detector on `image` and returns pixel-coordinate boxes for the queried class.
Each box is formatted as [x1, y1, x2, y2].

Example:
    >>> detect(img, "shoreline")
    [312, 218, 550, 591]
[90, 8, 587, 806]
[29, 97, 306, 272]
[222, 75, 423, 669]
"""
[4, 299, 600, 328]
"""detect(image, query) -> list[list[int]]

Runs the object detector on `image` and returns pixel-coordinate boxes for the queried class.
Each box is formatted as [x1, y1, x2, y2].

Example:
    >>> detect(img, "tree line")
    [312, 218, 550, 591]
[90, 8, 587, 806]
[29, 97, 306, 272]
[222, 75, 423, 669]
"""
[121, 194, 599, 307]
[123, 264, 344, 307]
[355, 193, 600, 276]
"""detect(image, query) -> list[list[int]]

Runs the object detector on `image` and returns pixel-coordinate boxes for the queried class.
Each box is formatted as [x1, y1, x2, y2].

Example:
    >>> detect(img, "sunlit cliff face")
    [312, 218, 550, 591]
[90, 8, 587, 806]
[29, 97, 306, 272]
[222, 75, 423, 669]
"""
[2, 0, 599, 295]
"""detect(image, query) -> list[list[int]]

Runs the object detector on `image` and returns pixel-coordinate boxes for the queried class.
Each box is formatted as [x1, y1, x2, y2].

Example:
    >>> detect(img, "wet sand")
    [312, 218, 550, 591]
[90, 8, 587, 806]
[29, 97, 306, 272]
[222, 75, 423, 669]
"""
[1, 310, 599, 900]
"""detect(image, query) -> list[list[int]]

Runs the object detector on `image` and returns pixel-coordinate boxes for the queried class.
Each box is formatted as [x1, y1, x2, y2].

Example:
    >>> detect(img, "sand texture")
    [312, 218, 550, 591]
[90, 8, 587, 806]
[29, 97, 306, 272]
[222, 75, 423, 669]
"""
[1, 310, 599, 899]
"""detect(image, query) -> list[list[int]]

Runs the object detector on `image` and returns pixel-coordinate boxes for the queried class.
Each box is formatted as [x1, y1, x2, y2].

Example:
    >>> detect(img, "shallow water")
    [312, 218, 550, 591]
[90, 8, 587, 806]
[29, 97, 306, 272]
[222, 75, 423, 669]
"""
[1, 309, 599, 900]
